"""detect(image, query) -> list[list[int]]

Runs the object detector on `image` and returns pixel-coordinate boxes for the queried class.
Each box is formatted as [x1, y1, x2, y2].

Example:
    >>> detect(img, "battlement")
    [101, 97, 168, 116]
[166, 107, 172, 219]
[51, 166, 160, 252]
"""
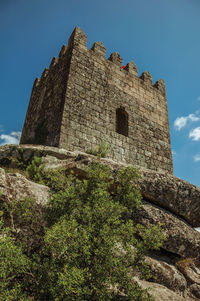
[35, 27, 166, 97]
[20, 27, 173, 174]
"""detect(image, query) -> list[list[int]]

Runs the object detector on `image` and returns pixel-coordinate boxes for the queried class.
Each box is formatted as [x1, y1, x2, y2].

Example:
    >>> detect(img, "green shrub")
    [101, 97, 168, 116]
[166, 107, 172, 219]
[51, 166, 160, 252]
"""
[26, 156, 45, 183]
[0, 162, 164, 300]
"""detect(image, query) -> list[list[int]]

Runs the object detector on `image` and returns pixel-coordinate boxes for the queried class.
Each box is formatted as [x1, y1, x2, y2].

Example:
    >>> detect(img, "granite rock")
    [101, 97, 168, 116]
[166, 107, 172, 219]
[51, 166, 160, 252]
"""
[132, 200, 200, 258]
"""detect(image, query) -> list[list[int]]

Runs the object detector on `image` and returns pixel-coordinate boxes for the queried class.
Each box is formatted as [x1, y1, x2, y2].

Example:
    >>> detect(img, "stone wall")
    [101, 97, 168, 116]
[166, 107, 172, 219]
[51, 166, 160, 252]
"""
[20, 46, 72, 147]
[20, 27, 173, 174]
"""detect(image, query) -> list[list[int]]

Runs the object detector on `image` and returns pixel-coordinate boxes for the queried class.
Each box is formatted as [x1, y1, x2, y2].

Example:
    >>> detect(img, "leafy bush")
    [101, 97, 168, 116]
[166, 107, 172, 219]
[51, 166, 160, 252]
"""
[0, 161, 164, 300]
[26, 156, 45, 183]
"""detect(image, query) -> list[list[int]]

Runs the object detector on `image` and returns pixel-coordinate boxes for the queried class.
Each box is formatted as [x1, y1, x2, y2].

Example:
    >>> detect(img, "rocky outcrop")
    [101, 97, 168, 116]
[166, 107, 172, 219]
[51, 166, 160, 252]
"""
[0, 144, 200, 301]
[190, 284, 200, 299]
[0, 166, 50, 254]
[1, 144, 200, 224]
[0, 167, 50, 205]
[134, 277, 196, 301]
[176, 259, 200, 285]
[139, 169, 200, 227]
[132, 201, 200, 258]
[145, 256, 187, 293]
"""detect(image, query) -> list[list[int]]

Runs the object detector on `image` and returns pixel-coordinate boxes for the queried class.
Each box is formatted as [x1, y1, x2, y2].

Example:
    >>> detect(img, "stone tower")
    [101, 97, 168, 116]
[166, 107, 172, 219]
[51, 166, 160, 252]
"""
[20, 27, 173, 174]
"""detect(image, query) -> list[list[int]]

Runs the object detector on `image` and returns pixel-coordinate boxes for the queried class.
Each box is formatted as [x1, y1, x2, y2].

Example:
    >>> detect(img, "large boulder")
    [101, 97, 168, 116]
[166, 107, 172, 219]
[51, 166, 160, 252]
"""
[0, 144, 77, 163]
[0, 167, 50, 254]
[176, 259, 200, 285]
[132, 200, 200, 258]
[189, 284, 200, 299]
[134, 277, 195, 301]
[139, 169, 200, 227]
[0, 168, 50, 206]
[145, 256, 187, 293]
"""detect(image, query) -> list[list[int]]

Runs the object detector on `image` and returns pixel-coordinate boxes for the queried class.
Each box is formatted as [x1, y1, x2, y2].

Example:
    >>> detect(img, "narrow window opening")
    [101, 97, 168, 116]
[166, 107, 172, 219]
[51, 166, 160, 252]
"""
[116, 107, 128, 137]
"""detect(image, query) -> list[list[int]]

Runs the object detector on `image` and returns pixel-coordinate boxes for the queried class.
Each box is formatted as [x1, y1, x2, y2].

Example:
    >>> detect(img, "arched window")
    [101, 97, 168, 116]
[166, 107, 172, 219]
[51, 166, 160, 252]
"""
[116, 107, 128, 137]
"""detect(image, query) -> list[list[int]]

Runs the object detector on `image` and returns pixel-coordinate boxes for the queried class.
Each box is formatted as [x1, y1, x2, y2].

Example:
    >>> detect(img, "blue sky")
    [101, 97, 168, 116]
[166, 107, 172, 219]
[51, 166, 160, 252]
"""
[1, 0, 200, 186]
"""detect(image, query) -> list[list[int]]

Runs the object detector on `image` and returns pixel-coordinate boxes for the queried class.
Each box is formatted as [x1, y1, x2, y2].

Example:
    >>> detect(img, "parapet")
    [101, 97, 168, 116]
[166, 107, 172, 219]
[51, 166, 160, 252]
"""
[31, 27, 167, 97]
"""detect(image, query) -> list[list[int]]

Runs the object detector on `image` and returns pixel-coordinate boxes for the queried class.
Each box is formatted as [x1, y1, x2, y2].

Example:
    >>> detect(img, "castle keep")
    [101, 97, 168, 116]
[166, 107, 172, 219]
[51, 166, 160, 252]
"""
[20, 27, 173, 174]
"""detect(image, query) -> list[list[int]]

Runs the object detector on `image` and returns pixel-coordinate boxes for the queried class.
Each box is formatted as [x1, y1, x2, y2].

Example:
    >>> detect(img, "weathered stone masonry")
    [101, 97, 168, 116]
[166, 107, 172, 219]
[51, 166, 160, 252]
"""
[20, 27, 173, 174]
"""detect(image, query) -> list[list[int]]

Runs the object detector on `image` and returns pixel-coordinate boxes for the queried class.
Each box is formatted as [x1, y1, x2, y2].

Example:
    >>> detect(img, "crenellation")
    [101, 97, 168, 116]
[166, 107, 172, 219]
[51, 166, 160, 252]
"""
[20, 27, 173, 174]
[91, 41, 106, 57]
[49, 57, 58, 68]
[59, 45, 68, 57]
[41, 68, 49, 80]
[154, 79, 166, 96]
[33, 77, 40, 88]
[108, 52, 122, 66]
[140, 70, 152, 84]
[124, 62, 138, 76]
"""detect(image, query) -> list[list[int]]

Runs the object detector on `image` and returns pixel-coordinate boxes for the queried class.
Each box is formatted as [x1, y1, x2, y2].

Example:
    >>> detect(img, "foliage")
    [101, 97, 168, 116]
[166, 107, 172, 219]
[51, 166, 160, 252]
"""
[2, 197, 45, 254]
[26, 156, 45, 183]
[0, 232, 31, 301]
[39, 167, 69, 193]
[86, 141, 111, 158]
[0, 159, 164, 300]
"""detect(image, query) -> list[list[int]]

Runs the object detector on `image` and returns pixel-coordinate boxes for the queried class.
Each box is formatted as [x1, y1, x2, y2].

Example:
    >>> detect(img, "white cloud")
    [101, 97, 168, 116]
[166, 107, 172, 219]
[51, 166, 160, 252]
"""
[189, 114, 200, 122]
[189, 127, 200, 141]
[174, 114, 200, 131]
[0, 131, 21, 146]
[174, 117, 187, 130]
[172, 150, 176, 155]
[11, 131, 21, 140]
[194, 154, 200, 162]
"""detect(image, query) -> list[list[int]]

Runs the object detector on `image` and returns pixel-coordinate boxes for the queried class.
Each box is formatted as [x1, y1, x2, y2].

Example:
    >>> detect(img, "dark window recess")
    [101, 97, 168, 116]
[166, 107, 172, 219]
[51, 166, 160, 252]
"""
[116, 108, 128, 136]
